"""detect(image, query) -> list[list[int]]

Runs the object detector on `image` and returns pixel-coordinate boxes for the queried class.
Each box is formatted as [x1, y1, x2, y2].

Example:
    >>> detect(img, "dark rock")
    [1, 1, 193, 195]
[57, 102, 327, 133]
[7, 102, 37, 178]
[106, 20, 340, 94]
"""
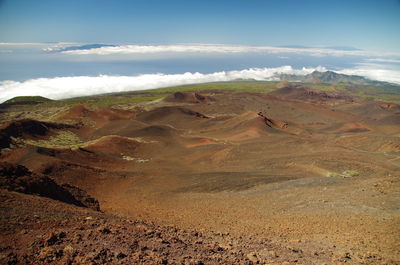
[116, 252, 127, 259]
[4, 253, 18, 265]
[45, 232, 66, 246]
[0, 162, 100, 211]
[98, 227, 111, 234]
[61, 184, 100, 211]
[94, 248, 114, 262]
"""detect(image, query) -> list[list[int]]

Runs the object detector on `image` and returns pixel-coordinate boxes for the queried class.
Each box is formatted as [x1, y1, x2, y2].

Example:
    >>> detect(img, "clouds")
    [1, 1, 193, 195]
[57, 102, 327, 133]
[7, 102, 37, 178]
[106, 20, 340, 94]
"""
[338, 65, 400, 84]
[59, 44, 324, 55]
[52, 44, 400, 58]
[366, 58, 400, 64]
[0, 42, 48, 46]
[1, 64, 399, 103]
[0, 66, 322, 103]
[4, 42, 399, 66]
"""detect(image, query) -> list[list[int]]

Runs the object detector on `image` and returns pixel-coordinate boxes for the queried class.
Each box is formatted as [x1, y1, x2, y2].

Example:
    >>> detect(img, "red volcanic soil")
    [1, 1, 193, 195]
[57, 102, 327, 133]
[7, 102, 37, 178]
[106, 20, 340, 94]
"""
[164, 91, 213, 103]
[59, 104, 135, 132]
[1, 88, 399, 264]
[333, 122, 371, 133]
[136, 106, 209, 125]
[60, 104, 134, 122]
[0, 188, 336, 265]
[83, 136, 142, 155]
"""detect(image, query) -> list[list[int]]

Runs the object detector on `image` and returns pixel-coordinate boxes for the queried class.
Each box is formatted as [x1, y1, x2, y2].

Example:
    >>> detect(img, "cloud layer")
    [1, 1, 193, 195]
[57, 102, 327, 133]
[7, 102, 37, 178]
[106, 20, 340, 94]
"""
[1, 65, 399, 103]
[51, 44, 400, 58]
[338, 65, 400, 84]
[0, 66, 321, 102]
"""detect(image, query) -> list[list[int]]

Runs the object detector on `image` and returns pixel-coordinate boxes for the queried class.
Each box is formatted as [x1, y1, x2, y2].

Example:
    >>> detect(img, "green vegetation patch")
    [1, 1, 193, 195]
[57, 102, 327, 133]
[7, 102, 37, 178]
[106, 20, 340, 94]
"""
[31, 81, 278, 108]
[66, 81, 399, 106]
[4, 96, 53, 104]
[4, 81, 399, 113]
[306, 83, 347, 92]
[160, 81, 278, 93]
[16, 130, 83, 149]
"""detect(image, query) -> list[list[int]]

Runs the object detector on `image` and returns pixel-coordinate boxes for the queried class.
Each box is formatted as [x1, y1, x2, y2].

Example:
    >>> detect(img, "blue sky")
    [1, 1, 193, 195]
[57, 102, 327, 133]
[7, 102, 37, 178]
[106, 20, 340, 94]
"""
[0, 0, 399, 52]
[1, 0, 400, 102]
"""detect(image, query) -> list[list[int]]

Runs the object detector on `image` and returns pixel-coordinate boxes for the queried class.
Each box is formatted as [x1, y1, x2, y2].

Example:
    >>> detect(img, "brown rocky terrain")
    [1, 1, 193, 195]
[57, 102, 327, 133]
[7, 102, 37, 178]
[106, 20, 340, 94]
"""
[0, 86, 399, 264]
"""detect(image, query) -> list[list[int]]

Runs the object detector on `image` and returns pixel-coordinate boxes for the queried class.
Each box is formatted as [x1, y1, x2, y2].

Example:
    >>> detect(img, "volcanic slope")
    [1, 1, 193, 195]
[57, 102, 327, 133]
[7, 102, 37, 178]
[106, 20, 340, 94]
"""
[1, 82, 399, 264]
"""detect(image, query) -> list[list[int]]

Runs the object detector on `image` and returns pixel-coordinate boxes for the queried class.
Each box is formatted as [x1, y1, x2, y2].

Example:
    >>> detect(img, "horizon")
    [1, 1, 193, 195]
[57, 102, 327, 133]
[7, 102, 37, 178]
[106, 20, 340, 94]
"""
[0, 0, 399, 101]
[1, 0, 400, 52]
[1, 2, 400, 263]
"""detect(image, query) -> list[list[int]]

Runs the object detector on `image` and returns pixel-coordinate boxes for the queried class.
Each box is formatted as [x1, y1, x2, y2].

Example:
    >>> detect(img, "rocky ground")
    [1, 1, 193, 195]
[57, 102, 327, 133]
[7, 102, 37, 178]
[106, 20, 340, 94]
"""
[0, 189, 338, 265]
[1, 85, 399, 264]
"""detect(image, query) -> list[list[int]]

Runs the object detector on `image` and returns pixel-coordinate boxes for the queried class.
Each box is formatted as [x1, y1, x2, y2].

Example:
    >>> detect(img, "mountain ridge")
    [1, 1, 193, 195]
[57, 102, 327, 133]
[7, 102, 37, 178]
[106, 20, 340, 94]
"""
[278, 70, 394, 86]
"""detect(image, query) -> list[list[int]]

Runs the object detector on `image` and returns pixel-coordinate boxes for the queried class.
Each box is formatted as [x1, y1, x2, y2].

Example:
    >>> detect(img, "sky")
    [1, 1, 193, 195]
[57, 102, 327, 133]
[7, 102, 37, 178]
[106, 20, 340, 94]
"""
[0, 0, 399, 102]
[0, 0, 399, 52]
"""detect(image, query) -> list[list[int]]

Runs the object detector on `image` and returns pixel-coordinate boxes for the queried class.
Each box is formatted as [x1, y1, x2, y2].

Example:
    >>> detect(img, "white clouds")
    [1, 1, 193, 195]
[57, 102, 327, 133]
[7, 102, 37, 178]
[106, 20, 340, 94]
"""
[366, 58, 400, 64]
[0, 42, 79, 46]
[1, 65, 399, 103]
[56, 44, 400, 58]
[0, 66, 322, 103]
[48, 44, 400, 57]
[338, 64, 400, 84]
[0, 42, 46, 46]
[61, 44, 250, 55]
[59, 44, 317, 55]
[3, 42, 399, 59]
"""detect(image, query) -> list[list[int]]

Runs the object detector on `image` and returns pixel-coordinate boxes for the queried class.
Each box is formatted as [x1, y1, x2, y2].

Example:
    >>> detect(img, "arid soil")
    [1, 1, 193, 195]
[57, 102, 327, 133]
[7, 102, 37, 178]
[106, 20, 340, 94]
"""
[0, 85, 399, 264]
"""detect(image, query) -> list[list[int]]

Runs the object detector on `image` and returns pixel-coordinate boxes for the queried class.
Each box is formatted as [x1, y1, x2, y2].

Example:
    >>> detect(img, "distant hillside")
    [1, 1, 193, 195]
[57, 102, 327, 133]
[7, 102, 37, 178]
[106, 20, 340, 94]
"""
[50, 44, 117, 53]
[4, 96, 52, 104]
[1, 96, 53, 108]
[279, 71, 390, 86]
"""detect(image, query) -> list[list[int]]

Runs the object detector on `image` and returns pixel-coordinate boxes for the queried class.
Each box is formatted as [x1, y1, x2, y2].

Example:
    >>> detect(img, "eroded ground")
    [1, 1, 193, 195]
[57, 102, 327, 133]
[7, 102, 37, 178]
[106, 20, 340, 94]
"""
[1, 82, 399, 264]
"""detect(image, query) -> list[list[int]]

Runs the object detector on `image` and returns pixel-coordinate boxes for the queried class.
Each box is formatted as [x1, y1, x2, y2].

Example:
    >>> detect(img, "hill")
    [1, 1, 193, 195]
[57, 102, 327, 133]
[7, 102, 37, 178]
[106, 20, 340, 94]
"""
[0, 81, 399, 264]
[2, 96, 52, 105]
[279, 70, 389, 86]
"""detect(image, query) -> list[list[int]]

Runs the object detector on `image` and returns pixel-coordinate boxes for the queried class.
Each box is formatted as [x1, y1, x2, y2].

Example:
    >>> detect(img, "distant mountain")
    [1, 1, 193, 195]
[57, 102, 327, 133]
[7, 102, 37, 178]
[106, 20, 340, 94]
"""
[306, 71, 379, 85]
[278, 71, 388, 86]
[60, 44, 117, 52]
[47, 44, 117, 53]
